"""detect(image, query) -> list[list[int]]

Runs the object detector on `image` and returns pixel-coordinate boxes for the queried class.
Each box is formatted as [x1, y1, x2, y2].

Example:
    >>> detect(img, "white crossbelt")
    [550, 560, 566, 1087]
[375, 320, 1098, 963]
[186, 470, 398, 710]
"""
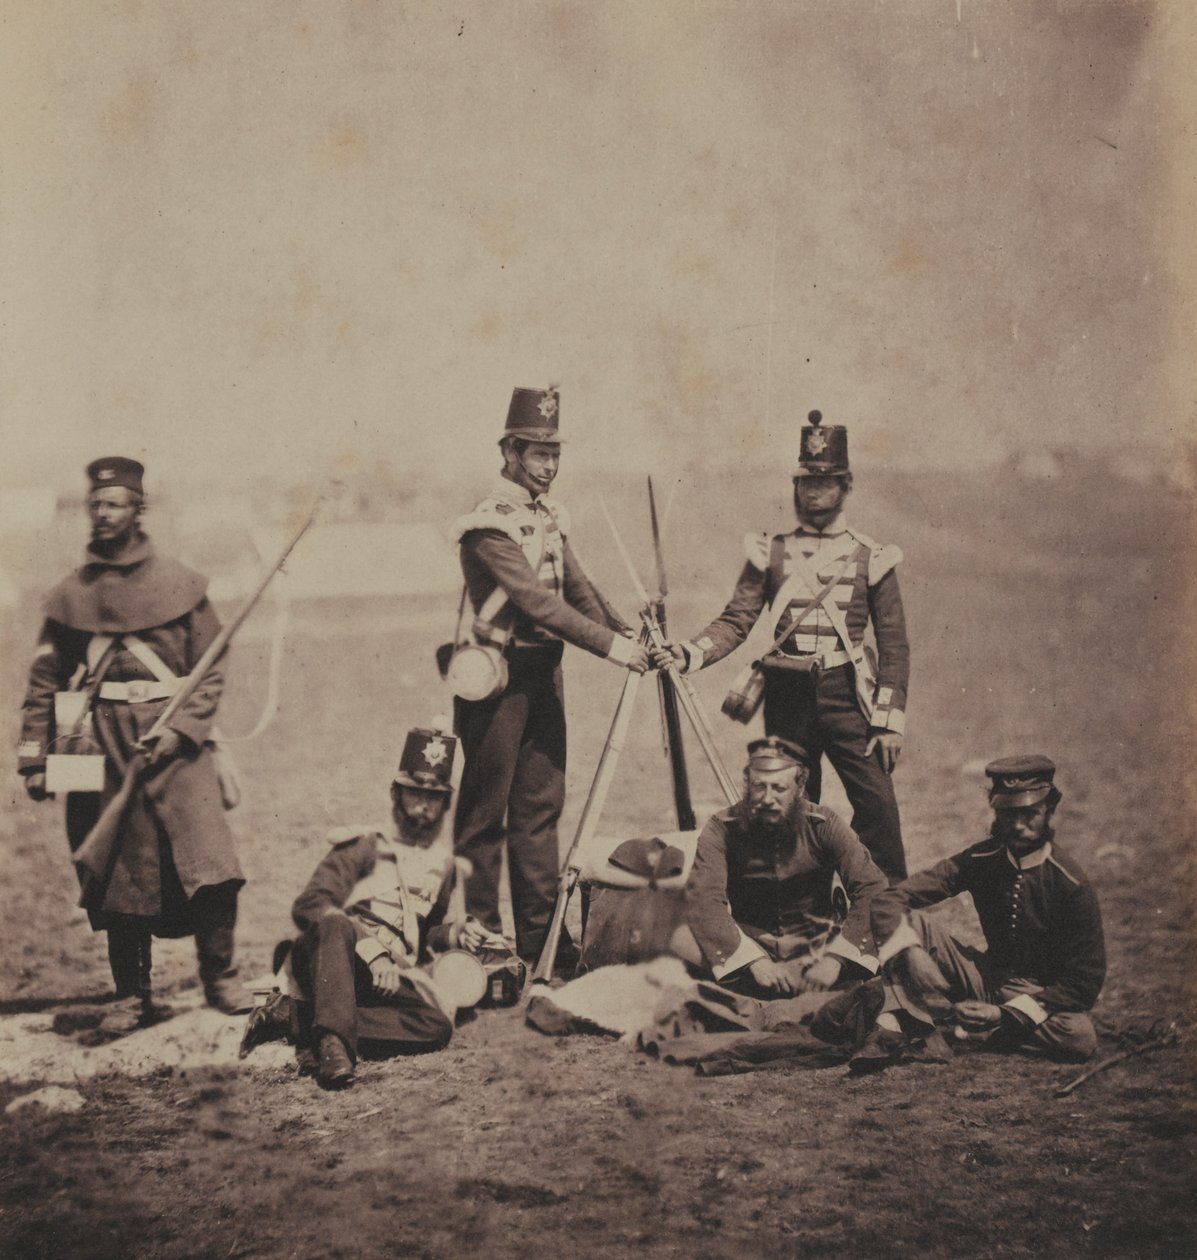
[94, 635, 182, 703]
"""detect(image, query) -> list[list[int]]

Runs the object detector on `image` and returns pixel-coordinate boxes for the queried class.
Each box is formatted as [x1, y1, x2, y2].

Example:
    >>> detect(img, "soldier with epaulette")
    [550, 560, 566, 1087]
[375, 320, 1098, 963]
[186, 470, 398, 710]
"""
[852, 756, 1106, 1071]
[288, 728, 509, 1088]
[678, 736, 888, 999]
[654, 411, 910, 881]
[450, 386, 652, 967]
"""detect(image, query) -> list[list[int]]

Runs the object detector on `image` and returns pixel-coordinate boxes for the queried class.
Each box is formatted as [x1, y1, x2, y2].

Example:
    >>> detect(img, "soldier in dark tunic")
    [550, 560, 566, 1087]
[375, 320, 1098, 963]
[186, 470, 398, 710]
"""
[17, 457, 247, 1027]
[656, 412, 910, 881]
[450, 386, 651, 965]
[856, 756, 1106, 1068]
[679, 736, 888, 999]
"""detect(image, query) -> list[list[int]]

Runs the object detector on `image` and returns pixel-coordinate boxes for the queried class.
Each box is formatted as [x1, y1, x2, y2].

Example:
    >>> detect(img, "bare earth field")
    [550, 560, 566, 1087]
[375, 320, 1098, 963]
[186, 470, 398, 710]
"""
[1, 469, 1194, 1260]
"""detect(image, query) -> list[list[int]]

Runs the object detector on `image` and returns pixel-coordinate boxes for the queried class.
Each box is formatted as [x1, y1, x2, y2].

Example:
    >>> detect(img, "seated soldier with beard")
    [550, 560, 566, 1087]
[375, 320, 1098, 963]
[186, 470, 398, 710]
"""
[678, 736, 889, 1000]
[286, 728, 511, 1089]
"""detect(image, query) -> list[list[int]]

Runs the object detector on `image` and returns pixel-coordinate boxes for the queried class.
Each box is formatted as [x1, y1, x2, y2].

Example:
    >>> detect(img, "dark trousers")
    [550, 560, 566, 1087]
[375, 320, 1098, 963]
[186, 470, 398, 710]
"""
[763, 663, 906, 881]
[105, 881, 240, 999]
[290, 915, 453, 1058]
[454, 644, 566, 961]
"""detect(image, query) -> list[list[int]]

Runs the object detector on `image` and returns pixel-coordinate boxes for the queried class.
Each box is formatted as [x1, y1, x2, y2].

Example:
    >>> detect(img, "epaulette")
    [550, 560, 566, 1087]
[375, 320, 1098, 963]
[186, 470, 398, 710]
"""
[325, 826, 386, 849]
[742, 532, 771, 571]
[843, 525, 903, 586]
[449, 504, 527, 548]
[1047, 854, 1082, 887]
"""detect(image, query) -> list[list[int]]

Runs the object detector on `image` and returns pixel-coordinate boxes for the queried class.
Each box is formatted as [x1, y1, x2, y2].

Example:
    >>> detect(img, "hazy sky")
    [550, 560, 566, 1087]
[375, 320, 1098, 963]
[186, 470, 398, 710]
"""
[2, 1, 1193, 493]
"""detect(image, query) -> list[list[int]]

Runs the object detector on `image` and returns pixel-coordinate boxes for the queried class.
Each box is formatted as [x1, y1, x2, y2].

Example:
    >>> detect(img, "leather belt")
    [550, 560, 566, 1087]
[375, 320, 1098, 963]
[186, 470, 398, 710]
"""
[777, 646, 854, 669]
[97, 679, 179, 703]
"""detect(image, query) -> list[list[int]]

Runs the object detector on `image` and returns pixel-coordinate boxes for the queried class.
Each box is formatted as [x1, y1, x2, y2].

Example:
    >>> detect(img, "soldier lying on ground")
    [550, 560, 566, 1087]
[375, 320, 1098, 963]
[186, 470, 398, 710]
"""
[673, 735, 889, 1001]
[851, 755, 1106, 1072]
[283, 728, 516, 1089]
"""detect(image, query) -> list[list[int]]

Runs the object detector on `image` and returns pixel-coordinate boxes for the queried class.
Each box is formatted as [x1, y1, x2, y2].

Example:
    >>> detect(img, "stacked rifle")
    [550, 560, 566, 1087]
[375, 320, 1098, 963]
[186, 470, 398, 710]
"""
[531, 478, 739, 987]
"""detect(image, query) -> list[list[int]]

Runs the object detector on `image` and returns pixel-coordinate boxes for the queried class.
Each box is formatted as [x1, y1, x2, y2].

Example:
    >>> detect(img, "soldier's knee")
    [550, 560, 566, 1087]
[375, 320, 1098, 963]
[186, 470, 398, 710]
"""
[1037, 1012, 1098, 1062]
[314, 911, 356, 944]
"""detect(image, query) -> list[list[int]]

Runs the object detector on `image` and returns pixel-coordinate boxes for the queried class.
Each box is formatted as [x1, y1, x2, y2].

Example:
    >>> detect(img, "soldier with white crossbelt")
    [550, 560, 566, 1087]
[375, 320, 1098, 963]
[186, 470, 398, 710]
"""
[450, 386, 652, 966]
[655, 411, 910, 880]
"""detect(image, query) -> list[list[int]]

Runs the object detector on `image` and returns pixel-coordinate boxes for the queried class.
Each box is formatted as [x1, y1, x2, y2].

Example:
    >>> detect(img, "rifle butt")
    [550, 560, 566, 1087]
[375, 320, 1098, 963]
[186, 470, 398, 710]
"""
[72, 757, 143, 907]
[530, 870, 577, 987]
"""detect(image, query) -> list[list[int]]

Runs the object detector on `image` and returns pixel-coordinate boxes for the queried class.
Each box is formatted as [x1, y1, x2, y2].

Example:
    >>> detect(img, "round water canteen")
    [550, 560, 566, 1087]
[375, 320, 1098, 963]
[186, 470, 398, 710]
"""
[429, 950, 488, 1009]
[447, 643, 508, 701]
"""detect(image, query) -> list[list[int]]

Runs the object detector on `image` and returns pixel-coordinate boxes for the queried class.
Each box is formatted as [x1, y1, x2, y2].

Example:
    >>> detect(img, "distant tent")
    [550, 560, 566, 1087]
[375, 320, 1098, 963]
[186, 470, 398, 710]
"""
[208, 521, 459, 602]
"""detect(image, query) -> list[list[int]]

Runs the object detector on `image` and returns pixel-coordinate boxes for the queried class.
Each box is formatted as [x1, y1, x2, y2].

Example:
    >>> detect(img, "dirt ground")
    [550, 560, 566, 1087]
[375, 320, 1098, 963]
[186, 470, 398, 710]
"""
[1, 468, 1195, 1260]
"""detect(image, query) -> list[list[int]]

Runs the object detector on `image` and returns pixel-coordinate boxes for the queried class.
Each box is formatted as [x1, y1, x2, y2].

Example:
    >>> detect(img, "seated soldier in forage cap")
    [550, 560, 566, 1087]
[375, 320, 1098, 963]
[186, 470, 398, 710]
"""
[287, 728, 513, 1088]
[853, 756, 1106, 1071]
[677, 736, 889, 1000]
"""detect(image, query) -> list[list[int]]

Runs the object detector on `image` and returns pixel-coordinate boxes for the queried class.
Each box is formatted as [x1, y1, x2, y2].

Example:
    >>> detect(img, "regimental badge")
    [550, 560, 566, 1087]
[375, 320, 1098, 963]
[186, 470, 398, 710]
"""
[999, 775, 1039, 789]
[537, 392, 558, 420]
[806, 429, 828, 456]
[422, 738, 448, 768]
[98, 468, 115, 480]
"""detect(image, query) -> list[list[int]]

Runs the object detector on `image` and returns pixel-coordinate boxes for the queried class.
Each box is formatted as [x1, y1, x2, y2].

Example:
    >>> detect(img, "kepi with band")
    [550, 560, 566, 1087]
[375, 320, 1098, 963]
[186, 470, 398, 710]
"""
[984, 755, 1057, 808]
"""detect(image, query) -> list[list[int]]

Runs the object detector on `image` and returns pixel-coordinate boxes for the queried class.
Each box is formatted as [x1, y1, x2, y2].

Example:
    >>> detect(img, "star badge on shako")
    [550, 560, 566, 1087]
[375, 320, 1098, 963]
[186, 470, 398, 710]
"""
[422, 738, 448, 768]
[537, 392, 558, 420]
[806, 429, 828, 455]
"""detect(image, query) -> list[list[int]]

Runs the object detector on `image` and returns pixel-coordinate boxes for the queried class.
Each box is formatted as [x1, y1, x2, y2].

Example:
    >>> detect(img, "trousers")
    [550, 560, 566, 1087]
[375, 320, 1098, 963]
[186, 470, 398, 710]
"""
[762, 662, 906, 881]
[289, 915, 453, 1058]
[453, 644, 566, 961]
[902, 911, 1098, 1062]
[105, 881, 240, 999]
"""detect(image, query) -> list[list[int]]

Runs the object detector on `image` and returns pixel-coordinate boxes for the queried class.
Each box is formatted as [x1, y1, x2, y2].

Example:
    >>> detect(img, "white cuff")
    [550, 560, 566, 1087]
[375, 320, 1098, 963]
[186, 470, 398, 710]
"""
[680, 642, 703, 674]
[877, 917, 920, 966]
[606, 633, 635, 666]
[826, 936, 879, 975]
[355, 938, 389, 967]
[711, 930, 767, 980]
[886, 709, 906, 735]
[1003, 992, 1049, 1026]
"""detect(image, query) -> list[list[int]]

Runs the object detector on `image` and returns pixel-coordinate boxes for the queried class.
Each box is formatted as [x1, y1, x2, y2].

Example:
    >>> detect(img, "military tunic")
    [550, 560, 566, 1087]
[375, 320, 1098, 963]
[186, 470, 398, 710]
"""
[17, 535, 243, 995]
[289, 828, 461, 1055]
[679, 513, 910, 880]
[686, 800, 888, 990]
[872, 836, 1106, 1060]
[451, 477, 632, 961]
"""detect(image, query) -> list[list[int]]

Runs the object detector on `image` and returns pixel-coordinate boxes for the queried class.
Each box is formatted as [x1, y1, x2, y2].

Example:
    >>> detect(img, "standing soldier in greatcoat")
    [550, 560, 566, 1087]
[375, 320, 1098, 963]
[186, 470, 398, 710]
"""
[450, 386, 652, 966]
[655, 411, 910, 881]
[17, 457, 249, 1029]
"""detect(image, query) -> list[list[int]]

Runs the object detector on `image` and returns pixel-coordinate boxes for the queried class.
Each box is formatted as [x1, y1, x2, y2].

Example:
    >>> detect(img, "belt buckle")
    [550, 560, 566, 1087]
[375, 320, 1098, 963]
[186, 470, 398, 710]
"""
[126, 680, 152, 703]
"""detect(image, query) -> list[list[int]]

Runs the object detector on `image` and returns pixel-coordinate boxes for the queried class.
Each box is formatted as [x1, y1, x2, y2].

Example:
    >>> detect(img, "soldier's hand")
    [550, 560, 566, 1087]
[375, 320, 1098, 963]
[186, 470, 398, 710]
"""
[748, 957, 800, 995]
[369, 957, 404, 997]
[650, 641, 685, 671]
[954, 1000, 1002, 1032]
[865, 730, 903, 773]
[146, 729, 182, 766]
[894, 944, 952, 1015]
[456, 917, 490, 952]
[624, 643, 652, 674]
[24, 772, 50, 802]
[800, 954, 843, 992]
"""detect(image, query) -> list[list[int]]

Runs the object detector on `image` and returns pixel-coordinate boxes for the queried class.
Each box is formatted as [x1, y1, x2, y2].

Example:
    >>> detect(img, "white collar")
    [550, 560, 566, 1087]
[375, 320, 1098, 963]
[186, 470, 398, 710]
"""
[1006, 841, 1052, 871]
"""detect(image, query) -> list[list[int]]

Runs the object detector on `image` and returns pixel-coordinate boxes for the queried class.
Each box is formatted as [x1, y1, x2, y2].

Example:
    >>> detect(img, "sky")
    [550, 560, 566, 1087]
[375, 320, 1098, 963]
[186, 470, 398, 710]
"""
[1, 0, 1193, 495]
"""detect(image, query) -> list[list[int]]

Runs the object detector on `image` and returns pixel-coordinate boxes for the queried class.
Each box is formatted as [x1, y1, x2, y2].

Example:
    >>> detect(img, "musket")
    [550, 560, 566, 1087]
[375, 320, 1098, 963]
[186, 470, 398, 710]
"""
[598, 498, 740, 807]
[74, 495, 324, 905]
[530, 638, 646, 987]
[648, 476, 695, 831]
